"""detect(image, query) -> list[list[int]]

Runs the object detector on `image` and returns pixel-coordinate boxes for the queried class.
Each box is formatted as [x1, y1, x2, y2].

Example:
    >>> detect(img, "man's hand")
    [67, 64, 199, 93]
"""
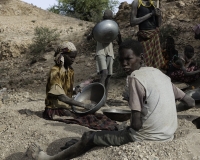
[181, 94, 195, 108]
[87, 34, 93, 41]
[152, 8, 161, 16]
[177, 94, 195, 112]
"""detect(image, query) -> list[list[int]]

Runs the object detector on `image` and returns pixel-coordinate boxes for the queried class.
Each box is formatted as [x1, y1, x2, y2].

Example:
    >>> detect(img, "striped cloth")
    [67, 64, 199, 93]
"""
[137, 29, 165, 68]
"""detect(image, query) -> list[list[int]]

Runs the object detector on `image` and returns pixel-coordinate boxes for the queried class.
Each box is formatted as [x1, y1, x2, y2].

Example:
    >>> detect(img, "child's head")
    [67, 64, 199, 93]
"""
[103, 10, 113, 20]
[184, 45, 194, 60]
[118, 39, 143, 75]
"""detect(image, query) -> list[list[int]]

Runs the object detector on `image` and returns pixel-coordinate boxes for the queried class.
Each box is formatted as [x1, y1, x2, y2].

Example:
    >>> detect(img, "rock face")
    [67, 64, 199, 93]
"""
[115, 0, 200, 52]
[0, 0, 93, 59]
[1, 0, 200, 59]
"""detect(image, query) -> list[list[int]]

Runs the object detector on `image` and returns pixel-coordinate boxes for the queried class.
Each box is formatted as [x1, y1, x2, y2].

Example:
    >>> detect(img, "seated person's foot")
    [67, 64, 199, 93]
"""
[60, 139, 79, 150]
[26, 143, 51, 160]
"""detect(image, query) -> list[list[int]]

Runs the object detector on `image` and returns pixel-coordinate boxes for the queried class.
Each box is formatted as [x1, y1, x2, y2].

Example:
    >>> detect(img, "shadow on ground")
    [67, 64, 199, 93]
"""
[18, 109, 43, 118]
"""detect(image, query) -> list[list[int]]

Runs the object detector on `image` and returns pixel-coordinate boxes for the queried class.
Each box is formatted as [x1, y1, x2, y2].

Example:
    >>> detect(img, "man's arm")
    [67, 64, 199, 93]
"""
[155, 8, 162, 27]
[127, 77, 145, 131]
[130, 0, 154, 26]
[130, 110, 142, 131]
[87, 27, 94, 41]
[172, 84, 195, 111]
[116, 31, 122, 45]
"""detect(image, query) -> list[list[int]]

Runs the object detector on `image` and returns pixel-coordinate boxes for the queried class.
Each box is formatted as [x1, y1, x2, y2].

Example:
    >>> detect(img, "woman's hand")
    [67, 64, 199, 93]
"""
[74, 85, 81, 95]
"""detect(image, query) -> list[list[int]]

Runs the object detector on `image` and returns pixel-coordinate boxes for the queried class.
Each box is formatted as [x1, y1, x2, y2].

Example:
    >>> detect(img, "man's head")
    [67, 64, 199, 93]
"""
[103, 9, 114, 20]
[184, 45, 194, 60]
[54, 41, 77, 68]
[118, 39, 144, 75]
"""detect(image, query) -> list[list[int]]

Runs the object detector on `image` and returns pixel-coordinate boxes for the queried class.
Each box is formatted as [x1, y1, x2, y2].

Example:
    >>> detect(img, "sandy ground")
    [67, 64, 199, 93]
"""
[0, 0, 200, 160]
[1, 56, 200, 160]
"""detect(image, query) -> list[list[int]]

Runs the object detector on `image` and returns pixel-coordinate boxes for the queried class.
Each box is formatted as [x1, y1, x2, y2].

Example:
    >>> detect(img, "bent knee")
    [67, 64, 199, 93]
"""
[81, 131, 95, 144]
[100, 69, 108, 77]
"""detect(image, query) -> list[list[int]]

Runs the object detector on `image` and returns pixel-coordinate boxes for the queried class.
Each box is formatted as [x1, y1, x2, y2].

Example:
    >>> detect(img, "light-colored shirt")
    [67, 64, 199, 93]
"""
[126, 77, 185, 111]
[96, 42, 114, 59]
[125, 67, 185, 141]
[45, 65, 74, 109]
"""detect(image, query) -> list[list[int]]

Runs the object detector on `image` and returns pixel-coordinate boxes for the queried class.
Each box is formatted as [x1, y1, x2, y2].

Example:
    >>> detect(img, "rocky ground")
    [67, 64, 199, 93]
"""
[1, 0, 200, 160]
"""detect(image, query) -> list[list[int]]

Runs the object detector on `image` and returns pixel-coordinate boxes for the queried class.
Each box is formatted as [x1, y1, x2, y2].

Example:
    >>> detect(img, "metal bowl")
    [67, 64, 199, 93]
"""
[72, 82, 106, 115]
[185, 88, 200, 102]
[93, 20, 119, 44]
[102, 108, 131, 122]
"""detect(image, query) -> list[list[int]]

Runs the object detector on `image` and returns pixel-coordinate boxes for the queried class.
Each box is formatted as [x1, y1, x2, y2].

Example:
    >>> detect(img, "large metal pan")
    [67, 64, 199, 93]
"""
[93, 19, 119, 44]
[102, 108, 131, 122]
[72, 82, 106, 115]
[185, 88, 200, 102]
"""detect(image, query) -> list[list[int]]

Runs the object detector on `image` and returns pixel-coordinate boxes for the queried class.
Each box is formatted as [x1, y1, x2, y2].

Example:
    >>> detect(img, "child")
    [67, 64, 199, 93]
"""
[167, 45, 200, 83]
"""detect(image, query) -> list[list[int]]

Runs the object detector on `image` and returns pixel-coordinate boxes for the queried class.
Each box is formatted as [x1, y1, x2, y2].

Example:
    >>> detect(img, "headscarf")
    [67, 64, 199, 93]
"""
[60, 41, 77, 52]
[54, 41, 77, 65]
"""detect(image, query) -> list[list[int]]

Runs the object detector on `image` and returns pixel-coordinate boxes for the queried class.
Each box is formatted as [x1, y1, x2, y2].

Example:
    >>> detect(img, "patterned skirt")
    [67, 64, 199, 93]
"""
[43, 108, 74, 120]
[43, 108, 118, 131]
[169, 65, 200, 83]
[137, 29, 165, 69]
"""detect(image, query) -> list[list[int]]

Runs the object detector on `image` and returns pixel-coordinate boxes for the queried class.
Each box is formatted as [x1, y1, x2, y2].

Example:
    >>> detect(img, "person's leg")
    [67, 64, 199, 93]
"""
[99, 69, 108, 86]
[104, 56, 113, 99]
[27, 131, 96, 160]
[93, 128, 136, 146]
[96, 55, 108, 86]
[105, 75, 111, 98]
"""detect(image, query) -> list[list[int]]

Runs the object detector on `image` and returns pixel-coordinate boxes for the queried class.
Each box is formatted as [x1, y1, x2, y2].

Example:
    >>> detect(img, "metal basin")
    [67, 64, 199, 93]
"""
[185, 88, 200, 102]
[102, 108, 131, 122]
[93, 19, 119, 44]
[72, 82, 106, 115]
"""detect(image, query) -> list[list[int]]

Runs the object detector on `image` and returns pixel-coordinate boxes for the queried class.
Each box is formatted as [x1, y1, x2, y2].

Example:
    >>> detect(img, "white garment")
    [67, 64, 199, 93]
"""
[96, 42, 114, 59]
[129, 67, 178, 141]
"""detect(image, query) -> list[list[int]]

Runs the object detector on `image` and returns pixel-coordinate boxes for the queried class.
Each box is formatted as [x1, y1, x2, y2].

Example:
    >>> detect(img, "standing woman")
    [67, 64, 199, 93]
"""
[130, 0, 165, 69]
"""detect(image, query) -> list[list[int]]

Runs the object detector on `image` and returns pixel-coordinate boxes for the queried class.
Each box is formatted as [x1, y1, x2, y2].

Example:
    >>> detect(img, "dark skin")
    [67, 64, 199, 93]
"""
[174, 54, 200, 76]
[48, 50, 94, 110]
[130, 0, 162, 27]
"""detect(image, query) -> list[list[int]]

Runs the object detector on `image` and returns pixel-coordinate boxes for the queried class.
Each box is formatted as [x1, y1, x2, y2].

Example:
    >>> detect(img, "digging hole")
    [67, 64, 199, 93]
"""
[192, 117, 200, 129]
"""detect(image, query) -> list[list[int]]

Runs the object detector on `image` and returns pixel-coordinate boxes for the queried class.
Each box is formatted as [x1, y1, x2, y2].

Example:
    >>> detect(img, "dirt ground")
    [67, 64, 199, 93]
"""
[1, 0, 200, 160]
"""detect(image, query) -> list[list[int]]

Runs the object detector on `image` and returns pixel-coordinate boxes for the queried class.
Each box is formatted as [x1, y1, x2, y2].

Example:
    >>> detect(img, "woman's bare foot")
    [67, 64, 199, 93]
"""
[26, 143, 52, 160]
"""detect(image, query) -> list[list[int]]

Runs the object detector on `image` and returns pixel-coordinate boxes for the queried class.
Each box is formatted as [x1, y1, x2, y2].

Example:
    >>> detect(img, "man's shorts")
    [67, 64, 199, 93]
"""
[93, 129, 137, 146]
[96, 55, 113, 75]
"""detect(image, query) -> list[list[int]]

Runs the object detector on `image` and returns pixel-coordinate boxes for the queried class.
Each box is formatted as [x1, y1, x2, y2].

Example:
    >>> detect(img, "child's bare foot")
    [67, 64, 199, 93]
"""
[26, 143, 52, 160]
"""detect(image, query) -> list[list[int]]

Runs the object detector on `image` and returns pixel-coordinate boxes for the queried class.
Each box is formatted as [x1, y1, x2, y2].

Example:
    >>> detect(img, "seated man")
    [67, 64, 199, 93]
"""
[167, 45, 200, 83]
[28, 39, 195, 160]
[43, 41, 93, 120]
